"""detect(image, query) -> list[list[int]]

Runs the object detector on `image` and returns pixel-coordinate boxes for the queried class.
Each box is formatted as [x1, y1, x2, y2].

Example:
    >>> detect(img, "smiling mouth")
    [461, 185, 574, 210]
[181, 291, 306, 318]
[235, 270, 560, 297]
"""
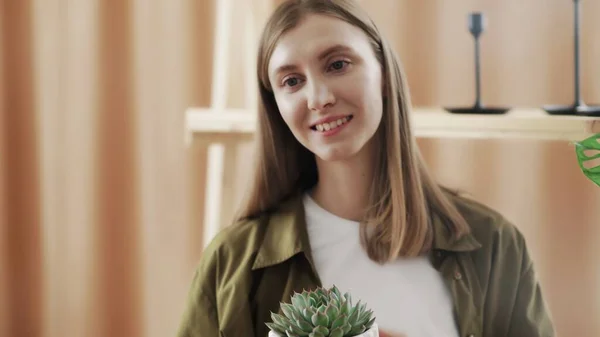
[310, 115, 353, 132]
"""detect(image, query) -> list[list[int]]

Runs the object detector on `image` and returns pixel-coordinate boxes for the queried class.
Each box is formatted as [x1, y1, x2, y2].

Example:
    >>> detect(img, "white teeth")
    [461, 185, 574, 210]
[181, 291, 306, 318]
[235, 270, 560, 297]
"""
[313, 116, 351, 132]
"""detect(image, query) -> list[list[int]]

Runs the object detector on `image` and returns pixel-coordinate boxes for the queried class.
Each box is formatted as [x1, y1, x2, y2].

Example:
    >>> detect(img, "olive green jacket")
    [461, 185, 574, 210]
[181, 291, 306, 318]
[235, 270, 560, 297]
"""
[177, 193, 555, 337]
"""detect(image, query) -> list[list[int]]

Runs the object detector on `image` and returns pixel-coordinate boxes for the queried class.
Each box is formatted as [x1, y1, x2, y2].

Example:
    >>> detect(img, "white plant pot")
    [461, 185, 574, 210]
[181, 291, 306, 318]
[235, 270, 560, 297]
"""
[268, 323, 379, 337]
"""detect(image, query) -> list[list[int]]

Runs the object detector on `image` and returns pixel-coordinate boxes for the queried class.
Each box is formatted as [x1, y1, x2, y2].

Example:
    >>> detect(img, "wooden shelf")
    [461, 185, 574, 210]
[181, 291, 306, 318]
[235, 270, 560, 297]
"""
[185, 107, 600, 143]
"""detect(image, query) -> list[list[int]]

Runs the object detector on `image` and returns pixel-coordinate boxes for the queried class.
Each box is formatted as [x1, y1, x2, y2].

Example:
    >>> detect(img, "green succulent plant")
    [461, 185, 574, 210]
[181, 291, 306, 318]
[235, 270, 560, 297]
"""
[266, 285, 376, 337]
[575, 133, 600, 187]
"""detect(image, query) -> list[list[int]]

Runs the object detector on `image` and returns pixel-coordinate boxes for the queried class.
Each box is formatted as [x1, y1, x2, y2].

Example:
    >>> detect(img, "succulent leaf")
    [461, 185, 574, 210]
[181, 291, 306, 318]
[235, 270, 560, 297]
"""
[339, 300, 351, 316]
[312, 325, 329, 335]
[292, 293, 307, 309]
[325, 303, 340, 323]
[347, 301, 360, 323]
[265, 322, 286, 335]
[288, 323, 309, 337]
[296, 318, 313, 333]
[281, 303, 296, 319]
[342, 323, 352, 335]
[271, 313, 291, 327]
[331, 285, 342, 299]
[330, 314, 348, 330]
[311, 310, 329, 327]
[343, 292, 352, 306]
[329, 327, 345, 337]
[309, 294, 318, 307]
[302, 308, 314, 323]
[357, 302, 366, 317]
[266, 285, 376, 337]
[349, 325, 366, 335]
[329, 290, 340, 302]
[357, 308, 373, 326]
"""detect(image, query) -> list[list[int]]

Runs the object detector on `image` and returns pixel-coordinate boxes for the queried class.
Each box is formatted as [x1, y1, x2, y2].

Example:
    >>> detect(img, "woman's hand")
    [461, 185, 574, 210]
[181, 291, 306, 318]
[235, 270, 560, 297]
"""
[379, 329, 406, 337]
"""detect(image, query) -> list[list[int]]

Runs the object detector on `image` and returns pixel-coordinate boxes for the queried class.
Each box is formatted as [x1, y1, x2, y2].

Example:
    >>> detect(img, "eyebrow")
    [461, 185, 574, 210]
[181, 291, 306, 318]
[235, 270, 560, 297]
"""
[317, 44, 353, 61]
[271, 44, 354, 78]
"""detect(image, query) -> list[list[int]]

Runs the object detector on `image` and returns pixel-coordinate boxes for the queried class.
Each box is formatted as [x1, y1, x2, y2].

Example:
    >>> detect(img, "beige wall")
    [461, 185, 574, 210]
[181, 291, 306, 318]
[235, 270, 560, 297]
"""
[220, 1, 600, 336]
[0, 0, 598, 337]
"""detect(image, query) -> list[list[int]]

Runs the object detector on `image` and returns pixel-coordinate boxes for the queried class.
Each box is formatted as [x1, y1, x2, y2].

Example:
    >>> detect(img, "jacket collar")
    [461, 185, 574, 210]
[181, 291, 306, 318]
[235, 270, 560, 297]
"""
[430, 211, 482, 252]
[251, 193, 481, 270]
[252, 194, 313, 270]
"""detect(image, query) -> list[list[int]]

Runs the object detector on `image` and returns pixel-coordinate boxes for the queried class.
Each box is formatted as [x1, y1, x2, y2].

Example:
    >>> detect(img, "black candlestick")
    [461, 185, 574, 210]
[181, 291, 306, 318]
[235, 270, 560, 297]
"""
[445, 12, 510, 115]
[543, 0, 600, 116]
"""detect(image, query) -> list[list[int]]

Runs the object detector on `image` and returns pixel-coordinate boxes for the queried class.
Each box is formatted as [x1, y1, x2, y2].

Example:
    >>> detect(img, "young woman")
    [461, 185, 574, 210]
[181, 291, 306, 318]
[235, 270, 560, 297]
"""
[177, 1, 555, 336]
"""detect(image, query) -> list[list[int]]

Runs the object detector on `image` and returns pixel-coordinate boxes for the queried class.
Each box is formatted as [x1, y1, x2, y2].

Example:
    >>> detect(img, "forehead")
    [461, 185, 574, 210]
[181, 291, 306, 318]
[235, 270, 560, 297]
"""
[268, 14, 372, 75]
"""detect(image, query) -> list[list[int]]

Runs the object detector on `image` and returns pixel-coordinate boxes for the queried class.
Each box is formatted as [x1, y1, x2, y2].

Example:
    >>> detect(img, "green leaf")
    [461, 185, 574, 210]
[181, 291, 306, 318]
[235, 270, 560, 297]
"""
[308, 332, 325, 337]
[296, 318, 314, 333]
[330, 296, 340, 309]
[281, 303, 298, 320]
[288, 323, 309, 337]
[312, 325, 329, 335]
[339, 300, 351, 316]
[342, 323, 352, 335]
[575, 133, 600, 187]
[266, 322, 286, 336]
[347, 300, 360, 323]
[348, 325, 366, 335]
[357, 302, 366, 317]
[331, 285, 342, 299]
[330, 314, 348, 330]
[329, 327, 344, 337]
[343, 292, 352, 306]
[292, 293, 307, 309]
[309, 293, 318, 307]
[272, 312, 292, 327]
[311, 310, 329, 327]
[329, 289, 339, 302]
[357, 309, 373, 326]
[364, 316, 376, 329]
[302, 308, 315, 323]
[325, 304, 340, 323]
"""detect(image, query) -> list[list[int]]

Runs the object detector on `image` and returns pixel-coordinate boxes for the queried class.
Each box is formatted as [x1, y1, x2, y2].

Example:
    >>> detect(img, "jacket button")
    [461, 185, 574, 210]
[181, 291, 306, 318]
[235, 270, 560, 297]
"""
[454, 271, 462, 280]
[467, 334, 475, 337]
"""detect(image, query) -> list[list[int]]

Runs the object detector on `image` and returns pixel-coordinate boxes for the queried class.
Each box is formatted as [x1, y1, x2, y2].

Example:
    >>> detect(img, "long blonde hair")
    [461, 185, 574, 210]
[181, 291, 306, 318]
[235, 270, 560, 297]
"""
[236, 0, 470, 263]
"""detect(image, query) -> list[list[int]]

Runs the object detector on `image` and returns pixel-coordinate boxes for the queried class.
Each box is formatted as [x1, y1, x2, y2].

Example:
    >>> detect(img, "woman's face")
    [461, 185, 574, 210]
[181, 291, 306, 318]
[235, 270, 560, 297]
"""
[267, 14, 384, 162]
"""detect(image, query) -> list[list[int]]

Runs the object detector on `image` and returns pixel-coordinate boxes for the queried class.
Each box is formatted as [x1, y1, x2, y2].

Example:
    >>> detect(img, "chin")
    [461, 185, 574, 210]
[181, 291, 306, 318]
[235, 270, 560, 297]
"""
[314, 145, 360, 162]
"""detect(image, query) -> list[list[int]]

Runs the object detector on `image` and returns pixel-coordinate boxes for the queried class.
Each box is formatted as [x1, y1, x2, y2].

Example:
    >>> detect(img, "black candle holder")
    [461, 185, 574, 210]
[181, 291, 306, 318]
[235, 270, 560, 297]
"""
[542, 0, 600, 116]
[445, 12, 510, 115]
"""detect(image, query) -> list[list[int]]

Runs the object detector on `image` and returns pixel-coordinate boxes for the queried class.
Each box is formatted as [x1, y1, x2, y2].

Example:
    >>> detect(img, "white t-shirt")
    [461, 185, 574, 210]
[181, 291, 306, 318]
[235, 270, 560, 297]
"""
[303, 193, 459, 337]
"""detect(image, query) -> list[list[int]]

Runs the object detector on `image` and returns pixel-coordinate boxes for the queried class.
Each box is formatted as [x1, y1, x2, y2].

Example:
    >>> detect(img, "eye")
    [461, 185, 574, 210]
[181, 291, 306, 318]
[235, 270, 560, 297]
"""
[283, 77, 301, 87]
[328, 60, 349, 71]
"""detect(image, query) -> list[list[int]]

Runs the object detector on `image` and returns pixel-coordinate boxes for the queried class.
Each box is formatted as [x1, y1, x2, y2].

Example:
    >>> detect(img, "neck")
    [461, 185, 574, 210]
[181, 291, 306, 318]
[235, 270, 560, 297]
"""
[310, 141, 377, 221]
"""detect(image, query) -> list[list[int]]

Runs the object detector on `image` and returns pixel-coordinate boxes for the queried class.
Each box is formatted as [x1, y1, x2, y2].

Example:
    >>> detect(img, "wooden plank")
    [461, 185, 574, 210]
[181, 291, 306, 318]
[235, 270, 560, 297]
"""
[201, 0, 232, 248]
[185, 107, 600, 142]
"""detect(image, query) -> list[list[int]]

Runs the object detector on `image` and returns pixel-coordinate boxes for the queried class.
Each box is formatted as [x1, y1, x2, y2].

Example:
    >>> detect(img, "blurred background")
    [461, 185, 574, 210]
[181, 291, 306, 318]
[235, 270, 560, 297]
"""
[1, 0, 599, 337]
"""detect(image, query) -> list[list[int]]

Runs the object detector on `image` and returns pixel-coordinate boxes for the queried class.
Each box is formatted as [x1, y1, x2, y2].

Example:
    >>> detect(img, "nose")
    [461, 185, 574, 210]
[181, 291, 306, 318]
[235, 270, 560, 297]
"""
[306, 80, 336, 111]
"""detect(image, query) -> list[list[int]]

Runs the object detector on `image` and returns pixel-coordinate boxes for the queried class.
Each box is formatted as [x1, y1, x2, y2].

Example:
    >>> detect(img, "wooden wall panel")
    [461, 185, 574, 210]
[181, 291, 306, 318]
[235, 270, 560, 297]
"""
[215, 1, 600, 336]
